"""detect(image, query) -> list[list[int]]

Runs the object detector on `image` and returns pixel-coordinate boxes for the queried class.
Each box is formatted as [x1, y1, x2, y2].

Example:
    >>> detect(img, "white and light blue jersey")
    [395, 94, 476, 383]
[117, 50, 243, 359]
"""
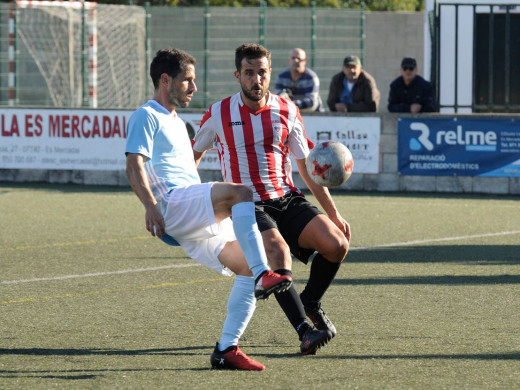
[126, 100, 201, 214]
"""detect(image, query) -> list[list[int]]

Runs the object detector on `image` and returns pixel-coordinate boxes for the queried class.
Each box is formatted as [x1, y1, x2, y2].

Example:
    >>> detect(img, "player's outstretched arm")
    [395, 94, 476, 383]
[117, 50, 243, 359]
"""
[193, 149, 206, 168]
[126, 153, 165, 237]
[295, 158, 351, 243]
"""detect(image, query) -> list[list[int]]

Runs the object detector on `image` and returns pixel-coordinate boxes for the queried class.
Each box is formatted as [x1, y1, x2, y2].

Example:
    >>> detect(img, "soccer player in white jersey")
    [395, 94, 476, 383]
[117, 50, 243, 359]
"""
[125, 48, 292, 371]
[193, 44, 351, 355]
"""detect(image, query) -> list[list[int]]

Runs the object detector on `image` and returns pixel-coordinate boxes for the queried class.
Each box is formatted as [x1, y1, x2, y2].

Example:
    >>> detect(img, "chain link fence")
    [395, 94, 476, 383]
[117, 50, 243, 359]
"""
[0, 2, 364, 110]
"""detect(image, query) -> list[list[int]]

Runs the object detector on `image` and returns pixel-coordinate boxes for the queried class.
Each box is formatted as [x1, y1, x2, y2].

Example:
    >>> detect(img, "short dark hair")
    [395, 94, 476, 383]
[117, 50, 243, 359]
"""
[235, 43, 271, 72]
[150, 48, 196, 89]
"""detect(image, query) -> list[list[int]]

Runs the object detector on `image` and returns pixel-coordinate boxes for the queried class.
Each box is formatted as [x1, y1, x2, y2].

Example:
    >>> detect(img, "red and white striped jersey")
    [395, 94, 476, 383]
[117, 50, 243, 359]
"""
[193, 92, 312, 201]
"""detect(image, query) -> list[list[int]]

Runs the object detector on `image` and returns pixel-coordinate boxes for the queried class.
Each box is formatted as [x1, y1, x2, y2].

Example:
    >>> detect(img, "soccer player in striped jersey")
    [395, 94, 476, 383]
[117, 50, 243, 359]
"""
[126, 48, 292, 370]
[193, 44, 351, 355]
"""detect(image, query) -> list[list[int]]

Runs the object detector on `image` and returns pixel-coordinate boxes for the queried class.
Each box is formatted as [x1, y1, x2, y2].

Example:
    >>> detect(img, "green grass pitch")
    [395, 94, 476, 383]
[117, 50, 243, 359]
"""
[1, 183, 519, 389]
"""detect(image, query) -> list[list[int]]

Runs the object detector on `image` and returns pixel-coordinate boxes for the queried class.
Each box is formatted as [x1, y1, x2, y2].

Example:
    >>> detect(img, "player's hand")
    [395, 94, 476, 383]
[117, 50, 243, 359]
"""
[343, 220, 351, 244]
[329, 213, 351, 243]
[145, 205, 165, 238]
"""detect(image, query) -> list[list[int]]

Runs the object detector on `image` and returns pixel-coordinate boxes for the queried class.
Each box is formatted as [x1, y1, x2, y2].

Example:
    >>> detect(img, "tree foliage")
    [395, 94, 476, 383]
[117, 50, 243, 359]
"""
[94, 0, 423, 11]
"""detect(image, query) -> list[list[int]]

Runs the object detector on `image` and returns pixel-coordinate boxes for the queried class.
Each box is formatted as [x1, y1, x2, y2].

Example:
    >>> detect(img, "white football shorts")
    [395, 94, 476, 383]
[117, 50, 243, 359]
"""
[163, 182, 235, 276]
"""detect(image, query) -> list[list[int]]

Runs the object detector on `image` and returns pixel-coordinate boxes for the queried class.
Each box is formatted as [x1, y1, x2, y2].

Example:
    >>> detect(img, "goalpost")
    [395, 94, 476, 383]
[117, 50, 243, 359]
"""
[9, 0, 146, 108]
[9, 0, 97, 107]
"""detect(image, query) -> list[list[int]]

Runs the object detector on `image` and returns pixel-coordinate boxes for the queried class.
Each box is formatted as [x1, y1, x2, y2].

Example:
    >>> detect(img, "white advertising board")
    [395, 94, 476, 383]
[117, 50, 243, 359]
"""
[0, 108, 130, 170]
[1, 109, 380, 174]
[301, 116, 380, 174]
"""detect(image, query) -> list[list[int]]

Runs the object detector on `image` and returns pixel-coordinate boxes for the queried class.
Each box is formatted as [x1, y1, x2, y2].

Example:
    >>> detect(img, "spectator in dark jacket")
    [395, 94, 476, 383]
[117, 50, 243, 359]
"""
[388, 57, 437, 113]
[327, 55, 380, 112]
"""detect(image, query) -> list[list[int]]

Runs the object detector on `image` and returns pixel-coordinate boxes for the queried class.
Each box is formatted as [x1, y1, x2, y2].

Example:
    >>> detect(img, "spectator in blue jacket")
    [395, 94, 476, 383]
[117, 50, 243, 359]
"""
[388, 57, 437, 113]
[275, 48, 324, 112]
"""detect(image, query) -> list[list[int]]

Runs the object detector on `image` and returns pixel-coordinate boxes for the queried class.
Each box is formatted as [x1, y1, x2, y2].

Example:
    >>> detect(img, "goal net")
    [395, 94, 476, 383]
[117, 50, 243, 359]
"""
[13, 1, 147, 108]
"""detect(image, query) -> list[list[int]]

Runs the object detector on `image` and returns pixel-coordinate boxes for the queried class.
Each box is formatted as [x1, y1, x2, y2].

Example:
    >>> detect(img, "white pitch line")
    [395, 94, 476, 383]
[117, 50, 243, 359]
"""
[3, 230, 519, 285]
[1, 263, 201, 285]
[350, 230, 520, 251]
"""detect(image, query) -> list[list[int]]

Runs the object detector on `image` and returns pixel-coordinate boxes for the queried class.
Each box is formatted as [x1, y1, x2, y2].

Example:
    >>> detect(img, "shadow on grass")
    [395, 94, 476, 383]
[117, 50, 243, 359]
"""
[0, 373, 101, 380]
[4, 347, 518, 361]
[347, 245, 520, 265]
[314, 189, 520, 202]
[0, 367, 209, 380]
[259, 351, 520, 361]
[326, 274, 520, 286]
[0, 346, 210, 357]
[0, 346, 251, 377]
[0, 182, 131, 194]
[0, 346, 298, 360]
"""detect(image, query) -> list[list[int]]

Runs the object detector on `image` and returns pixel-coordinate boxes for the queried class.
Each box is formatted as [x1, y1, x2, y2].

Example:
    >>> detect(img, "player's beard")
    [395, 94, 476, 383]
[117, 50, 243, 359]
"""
[241, 84, 267, 102]
[167, 84, 190, 108]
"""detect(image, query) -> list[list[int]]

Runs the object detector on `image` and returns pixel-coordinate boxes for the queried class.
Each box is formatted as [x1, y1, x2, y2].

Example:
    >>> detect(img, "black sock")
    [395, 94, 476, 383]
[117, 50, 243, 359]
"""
[300, 254, 341, 305]
[274, 269, 309, 334]
[296, 321, 311, 340]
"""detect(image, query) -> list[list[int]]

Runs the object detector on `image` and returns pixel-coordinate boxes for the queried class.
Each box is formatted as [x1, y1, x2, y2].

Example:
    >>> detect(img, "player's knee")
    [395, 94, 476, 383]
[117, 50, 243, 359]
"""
[321, 235, 349, 263]
[265, 240, 292, 269]
[234, 264, 253, 277]
[233, 184, 253, 203]
[337, 237, 349, 262]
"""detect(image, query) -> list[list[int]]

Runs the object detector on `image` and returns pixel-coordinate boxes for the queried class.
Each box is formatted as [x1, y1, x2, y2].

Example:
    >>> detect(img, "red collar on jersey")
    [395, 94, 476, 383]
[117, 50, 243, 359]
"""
[238, 92, 272, 116]
[240, 102, 271, 116]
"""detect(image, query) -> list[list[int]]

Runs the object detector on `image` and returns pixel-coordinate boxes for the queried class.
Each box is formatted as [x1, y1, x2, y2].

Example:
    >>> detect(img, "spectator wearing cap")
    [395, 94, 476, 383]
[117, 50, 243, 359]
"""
[326, 55, 380, 112]
[275, 48, 324, 112]
[388, 57, 437, 113]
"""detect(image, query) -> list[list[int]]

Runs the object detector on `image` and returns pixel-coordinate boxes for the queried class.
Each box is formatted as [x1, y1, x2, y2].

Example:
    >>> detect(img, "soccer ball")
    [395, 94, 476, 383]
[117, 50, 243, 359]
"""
[306, 141, 354, 187]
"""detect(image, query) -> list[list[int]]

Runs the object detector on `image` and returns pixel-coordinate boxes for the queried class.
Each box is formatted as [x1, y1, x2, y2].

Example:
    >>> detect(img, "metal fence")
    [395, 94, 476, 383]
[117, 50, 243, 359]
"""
[0, 2, 364, 109]
[432, 1, 520, 113]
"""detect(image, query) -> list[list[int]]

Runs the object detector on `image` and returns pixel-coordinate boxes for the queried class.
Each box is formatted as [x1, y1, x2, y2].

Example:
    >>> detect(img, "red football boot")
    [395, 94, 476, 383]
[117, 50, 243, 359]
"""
[210, 343, 265, 371]
[254, 270, 292, 300]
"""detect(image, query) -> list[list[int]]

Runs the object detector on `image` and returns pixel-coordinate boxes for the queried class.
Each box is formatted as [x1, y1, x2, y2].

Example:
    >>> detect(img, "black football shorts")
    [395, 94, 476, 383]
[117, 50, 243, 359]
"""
[255, 192, 323, 264]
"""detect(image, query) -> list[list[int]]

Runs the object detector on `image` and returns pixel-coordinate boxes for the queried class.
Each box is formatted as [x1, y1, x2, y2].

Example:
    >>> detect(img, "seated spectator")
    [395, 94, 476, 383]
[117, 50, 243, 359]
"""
[274, 48, 324, 112]
[326, 55, 380, 112]
[388, 57, 437, 113]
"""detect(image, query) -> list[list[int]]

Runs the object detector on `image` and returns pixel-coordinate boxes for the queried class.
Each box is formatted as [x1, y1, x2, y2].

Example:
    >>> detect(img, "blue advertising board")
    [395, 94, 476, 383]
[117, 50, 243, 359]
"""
[398, 118, 520, 177]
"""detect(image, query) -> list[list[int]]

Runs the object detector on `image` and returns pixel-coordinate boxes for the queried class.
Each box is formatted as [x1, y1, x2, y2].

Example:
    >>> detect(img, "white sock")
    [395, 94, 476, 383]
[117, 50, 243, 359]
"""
[218, 275, 256, 350]
[231, 202, 269, 280]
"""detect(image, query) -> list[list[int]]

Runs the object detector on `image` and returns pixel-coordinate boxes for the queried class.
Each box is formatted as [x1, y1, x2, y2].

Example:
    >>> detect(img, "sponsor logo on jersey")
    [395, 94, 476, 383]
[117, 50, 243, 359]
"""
[228, 121, 246, 127]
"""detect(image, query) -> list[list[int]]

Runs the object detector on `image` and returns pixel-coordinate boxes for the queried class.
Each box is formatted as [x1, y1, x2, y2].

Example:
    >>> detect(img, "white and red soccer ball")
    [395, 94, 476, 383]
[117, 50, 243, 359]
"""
[306, 141, 354, 187]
